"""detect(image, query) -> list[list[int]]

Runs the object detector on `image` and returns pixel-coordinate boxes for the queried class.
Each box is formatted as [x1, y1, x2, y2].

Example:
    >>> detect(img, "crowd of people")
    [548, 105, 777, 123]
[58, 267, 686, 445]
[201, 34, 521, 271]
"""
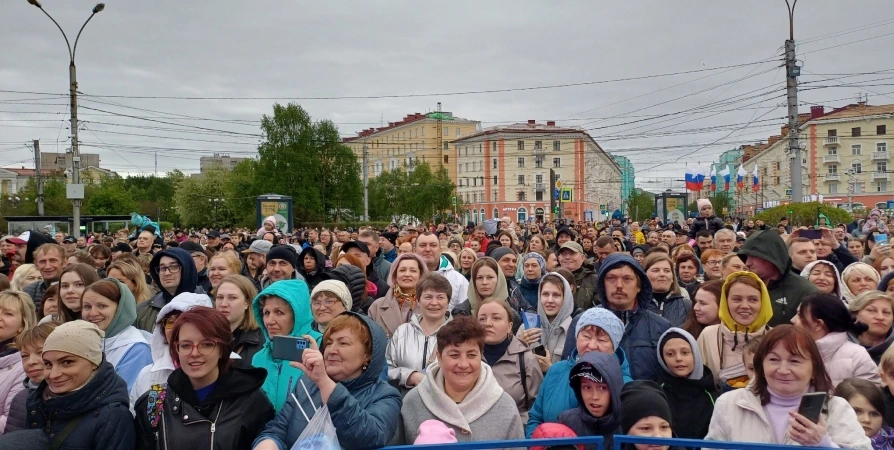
[0, 201, 891, 449]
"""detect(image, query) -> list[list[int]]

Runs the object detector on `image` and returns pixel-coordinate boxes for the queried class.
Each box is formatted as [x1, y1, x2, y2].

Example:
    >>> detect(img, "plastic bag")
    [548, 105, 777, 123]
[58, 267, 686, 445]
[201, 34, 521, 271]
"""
[290, 404, 340, 450]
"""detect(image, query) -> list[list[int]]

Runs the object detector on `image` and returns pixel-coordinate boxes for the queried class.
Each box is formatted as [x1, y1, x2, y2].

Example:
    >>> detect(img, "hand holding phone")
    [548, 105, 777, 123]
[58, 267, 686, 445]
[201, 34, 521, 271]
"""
[796, 392, 826, 423]
[876, 233, 889, 246]
[272, 336, 309, 361]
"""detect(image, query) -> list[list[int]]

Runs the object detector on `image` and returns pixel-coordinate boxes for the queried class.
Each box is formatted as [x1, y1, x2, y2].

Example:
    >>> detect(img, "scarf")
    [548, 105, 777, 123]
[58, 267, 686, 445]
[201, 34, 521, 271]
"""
[394, 285, 417, 310]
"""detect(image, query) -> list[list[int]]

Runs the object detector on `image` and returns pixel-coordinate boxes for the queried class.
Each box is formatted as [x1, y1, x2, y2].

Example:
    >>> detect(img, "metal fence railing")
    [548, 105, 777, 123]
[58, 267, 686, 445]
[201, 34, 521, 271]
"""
[383, 435, 840, 450]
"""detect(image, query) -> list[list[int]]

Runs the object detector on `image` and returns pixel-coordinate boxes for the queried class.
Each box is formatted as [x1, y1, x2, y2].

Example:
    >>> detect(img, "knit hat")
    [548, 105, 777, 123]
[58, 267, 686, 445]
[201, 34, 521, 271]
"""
[42, 320, 105, 366]
[490, 247, 516, 263]
[447, 237, 464, 249]
[530, 423, 583, 450]
[311, 280, 353, 312]
[697, 198, 712, 211]
[414, 420, 458, 444]
[871, 208, 883, 218]
[381, 232, 398, 246]
[631, 244, 649, 256]
[657, 327, 704, 380]
[522, 252, 547, 275]
[266, 245, 297, 269]
[575, 308, 624, 352]
[620, 380, 673, 434]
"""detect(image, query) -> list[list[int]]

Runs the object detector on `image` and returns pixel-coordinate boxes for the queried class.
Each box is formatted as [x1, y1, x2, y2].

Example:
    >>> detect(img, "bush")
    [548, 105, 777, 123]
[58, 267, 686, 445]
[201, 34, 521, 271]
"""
[754, 202, 852, 227]
[158, 221, 174, 231]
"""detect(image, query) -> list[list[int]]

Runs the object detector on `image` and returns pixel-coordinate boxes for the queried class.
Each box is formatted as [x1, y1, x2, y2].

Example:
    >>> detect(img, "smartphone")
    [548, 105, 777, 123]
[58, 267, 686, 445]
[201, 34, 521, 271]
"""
[797, 392, 826, 423]
[272, 336, 309, 362]
[532, 345, 547, 357]
[800, 229, 822, 240]
[876, 233, 889, 246]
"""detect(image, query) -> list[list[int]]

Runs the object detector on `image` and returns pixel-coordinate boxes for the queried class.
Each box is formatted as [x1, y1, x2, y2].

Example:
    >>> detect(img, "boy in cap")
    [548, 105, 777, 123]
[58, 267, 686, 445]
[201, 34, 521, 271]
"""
[558, 351, 624, 450]
[621, 381, 674, 450]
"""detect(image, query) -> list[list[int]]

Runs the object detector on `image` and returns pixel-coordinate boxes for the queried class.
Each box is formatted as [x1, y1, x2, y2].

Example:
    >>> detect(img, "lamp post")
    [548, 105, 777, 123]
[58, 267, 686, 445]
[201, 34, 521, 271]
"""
[27, 1, 105, 238]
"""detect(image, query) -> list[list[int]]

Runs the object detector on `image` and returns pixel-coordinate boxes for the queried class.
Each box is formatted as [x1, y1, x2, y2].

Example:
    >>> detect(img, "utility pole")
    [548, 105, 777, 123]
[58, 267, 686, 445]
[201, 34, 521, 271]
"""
[785, 0, 803, 203]
[550, 168, 556, 223]
[362, 143, 369, 221]
[847, 168, 856, 211]
[436, 102, 443, 169]
[33, 140, 45, 216]
[154, 151, 157, 177]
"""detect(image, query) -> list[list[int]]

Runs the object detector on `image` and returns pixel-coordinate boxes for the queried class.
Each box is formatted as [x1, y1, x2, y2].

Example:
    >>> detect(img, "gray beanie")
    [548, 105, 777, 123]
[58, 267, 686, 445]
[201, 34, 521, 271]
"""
[490, 247, 516, 263]
[575, 308, 624, 352]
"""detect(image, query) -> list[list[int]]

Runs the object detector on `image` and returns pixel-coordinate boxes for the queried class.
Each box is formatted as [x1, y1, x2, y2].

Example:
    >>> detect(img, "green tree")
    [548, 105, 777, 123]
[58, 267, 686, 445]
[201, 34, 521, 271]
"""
[84, 176, 138, 215]
[368, 162, 456, 224]
[688, 191, 735, 217]
[172, 167, 235, 228]
[754, 202, 852, 227]
[626, 189, 655, 222]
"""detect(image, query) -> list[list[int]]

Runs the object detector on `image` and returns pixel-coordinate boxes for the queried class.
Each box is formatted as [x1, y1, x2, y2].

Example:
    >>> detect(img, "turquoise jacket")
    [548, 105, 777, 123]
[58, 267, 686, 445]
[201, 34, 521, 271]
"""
[525, 347, 632, 437]
[251, 280, 322, 411]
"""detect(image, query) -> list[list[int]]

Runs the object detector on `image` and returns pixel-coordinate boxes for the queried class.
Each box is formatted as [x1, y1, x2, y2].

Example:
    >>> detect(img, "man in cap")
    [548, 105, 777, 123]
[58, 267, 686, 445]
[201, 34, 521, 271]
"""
[205, 230, 221, 253]
[379, 232, 398, 263]
[260, 245, 304, 289]
[178, 241, 213, 293]
[0, 235, 27, 278]
[242, 239, 272, 289]
[558, 241, 599, 310]
[342, 240, 388, 299]
[551, 227, 576, 253]
[110, 242, 133, 260]
[61, 236, 77, 256]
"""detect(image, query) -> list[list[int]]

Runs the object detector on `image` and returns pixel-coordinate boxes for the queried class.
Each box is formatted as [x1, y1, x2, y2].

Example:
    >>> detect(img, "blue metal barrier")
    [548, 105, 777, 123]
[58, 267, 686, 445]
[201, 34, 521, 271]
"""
[613, 435, 838, 450]
[384, 436, 604, 449]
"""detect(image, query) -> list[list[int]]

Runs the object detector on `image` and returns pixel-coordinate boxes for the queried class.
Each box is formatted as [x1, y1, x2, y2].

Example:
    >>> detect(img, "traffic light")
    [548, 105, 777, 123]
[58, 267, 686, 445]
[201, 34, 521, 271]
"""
[553, 205, 559, 214]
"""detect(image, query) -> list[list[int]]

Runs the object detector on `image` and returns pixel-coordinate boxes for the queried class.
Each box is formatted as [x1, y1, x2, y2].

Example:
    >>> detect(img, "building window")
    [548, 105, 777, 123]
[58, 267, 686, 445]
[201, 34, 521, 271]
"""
[443, 127, 449, 136]
[852, 162, 862, 174]
[493, 175, 498, 185]
[458, 164, 463, 174]
[493, 142, 497, 152]
[852, 144, 862, 156]
[878, 162, 888, 173]
[421, 127, 424, 136]
[493, 158, 498, 169]
[517, 141, 524, 151]
[480, 208, 485, 221]
[444, 142, 449, 150]
[879, 142, 888, 153]
[535, 157, 543, 168]
[773, 162, 780, 170]
[518, 174, 525, 185]
[829, 183, 838, 194]
[517, 191, 527, 201]
[828, 147, 837, 155]
[878, 125, 887, 135]
[852, 127, 861, 137]
[773, 176, 780, 185]
[879, 182, 888, 192]
[553, 140, 561, 151]
[517, 157, 525, 168]
[828, 165, 837, 174]
[534, 141, 543, 150]
[456, 128, 460, 137]
[491, 208, 497, 219]
[535, 174, 543, 183]
[535, 191, 543, 201]
[553, 158, 561, 168]
[517, 207, 527, 223]
[493, 190, 498, 202]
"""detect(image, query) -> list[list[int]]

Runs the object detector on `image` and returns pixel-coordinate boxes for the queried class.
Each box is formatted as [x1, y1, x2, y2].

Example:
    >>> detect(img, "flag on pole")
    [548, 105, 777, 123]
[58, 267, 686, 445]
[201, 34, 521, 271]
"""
[696, 166, 707, 190]
[736, 165, 746, 191]
[720, 167, 731, 191]
[752, 165, 760, 193]
[710, 167, 717, 192]
[685, 166, 701, 191]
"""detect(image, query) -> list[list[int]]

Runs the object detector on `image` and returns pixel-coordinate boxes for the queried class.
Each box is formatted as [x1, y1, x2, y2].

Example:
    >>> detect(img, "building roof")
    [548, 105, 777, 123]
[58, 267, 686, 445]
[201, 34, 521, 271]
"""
[810, 103, 894, 121]
[452, 120, 591, 143]
[343, 111, 478, 142]
[4, 167, 62, 177]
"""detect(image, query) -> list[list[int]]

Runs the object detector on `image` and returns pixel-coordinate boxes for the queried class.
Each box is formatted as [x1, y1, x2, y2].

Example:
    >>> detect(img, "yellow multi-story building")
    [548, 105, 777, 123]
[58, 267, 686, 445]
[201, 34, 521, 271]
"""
[452, 120, 621, 224]
[343, 111, 480, 179]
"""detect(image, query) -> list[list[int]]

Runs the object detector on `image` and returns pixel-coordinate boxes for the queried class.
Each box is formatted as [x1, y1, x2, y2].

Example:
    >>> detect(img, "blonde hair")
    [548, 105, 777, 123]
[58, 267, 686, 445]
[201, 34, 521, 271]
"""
[0, 291, 36, 337]
[843, 263, 881, 286]
[107, 260, 152, 303]
[642, 252, 681, 296]
[212, 275, 259, 331]
[881, 343, 894, 372]
[10, 264, 40, 291]
[848, 290, 894, 314]
[209, 251, 242, 276]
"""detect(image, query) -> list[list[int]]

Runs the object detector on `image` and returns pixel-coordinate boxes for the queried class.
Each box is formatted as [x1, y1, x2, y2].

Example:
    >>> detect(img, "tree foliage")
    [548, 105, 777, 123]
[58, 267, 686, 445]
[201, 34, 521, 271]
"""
[172, 167, 236, 229]
[367, 162, 455, 223]
[754, 202, 853, 227]
[627, 189, 656, 222]
[688, 191, 736, 217]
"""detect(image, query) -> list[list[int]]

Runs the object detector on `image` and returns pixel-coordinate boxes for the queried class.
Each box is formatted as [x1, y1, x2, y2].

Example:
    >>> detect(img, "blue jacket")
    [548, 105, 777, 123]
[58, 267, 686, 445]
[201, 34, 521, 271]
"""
[27, 361, 134, 450]
[253, 312, 402, 450]
[251, 279, 323, 411]
[561, 254, 671, 382]
[525, 348, 632, 437]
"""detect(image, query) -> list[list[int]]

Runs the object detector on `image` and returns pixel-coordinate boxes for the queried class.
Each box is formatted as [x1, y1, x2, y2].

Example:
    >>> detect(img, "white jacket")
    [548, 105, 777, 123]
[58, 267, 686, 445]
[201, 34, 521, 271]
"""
[386, 314, 450, 388]
[705, 388, 872, 449]
[437, 256, 469, 311]
[815, 331, 881, 387]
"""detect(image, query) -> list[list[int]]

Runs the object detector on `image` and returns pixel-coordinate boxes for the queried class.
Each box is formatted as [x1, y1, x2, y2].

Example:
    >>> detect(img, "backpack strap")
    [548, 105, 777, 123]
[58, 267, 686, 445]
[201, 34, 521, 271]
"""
[50, 416, 85, 450]
[518, 353, 531, 410]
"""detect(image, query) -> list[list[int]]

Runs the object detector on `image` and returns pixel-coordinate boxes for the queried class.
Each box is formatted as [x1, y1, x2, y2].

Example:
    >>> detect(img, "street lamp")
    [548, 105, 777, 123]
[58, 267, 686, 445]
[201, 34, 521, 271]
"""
[28, 1, 105, 238]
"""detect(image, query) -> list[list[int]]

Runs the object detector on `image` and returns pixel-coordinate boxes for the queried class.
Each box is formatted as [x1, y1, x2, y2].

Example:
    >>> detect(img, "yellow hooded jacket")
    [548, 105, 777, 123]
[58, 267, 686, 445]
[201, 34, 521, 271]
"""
[718, 271, 773, 334]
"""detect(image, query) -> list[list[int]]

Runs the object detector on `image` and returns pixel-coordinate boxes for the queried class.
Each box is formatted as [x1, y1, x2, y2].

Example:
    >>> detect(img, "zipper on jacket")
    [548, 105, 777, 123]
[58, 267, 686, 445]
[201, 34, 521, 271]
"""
[209, 402, 224, 450]
[422, 338, 429, 369]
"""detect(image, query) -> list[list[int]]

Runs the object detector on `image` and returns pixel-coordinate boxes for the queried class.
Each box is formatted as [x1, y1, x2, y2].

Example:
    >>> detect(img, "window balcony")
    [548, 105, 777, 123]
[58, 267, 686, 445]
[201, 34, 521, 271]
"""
[872, 172, 890, 182]
[823, 154, 840, 164]
[872, 151, 889, 161]
[824, 173, 840, 182]
[823, 136, 839, 145]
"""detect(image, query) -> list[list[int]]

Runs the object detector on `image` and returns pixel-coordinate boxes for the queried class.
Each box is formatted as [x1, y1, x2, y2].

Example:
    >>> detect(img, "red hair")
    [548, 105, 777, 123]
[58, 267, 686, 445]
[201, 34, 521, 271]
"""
[169, 306, 234, 375]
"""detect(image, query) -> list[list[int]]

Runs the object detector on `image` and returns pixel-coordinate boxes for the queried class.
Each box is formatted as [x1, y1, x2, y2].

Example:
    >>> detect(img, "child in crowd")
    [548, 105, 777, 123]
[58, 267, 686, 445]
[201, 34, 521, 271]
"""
[414, 420, 458, 445]
[879, 345, 894, 426]
[558, 352, 624, 450]
[620, 381, 675, 450]
[656, 328, 718, 439]
[530, 423, 584, 450]
[836, 378, 894, 450]
[742, 337, 763, 381]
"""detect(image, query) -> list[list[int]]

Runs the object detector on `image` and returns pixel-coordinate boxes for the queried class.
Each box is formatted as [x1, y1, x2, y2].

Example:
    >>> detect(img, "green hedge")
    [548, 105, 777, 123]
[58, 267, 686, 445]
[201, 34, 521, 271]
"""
[753, 202, 852, 227]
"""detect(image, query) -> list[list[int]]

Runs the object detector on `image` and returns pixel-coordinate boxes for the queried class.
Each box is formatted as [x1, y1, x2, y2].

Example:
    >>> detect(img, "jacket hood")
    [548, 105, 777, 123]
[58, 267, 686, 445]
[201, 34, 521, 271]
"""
[151, 292, 213, 360]
[538, 272, 575, 352]
[298, 247, 326, 277]
[718, 271, 773, 333]
[736, 229, 791, 276]
[466, 257, 509, 315]
[35, 361, 128, 420]
[22, 230, 55, 264]
[800, 260, 843, 299]
[570, 351, 623, 430]
[252, 279, 321, 344]
[881, 272, 894, 292]
[149, 247, 199, 302]
[104, 277, 139, 339]
[657, 327, 704, 380]
[328, 264, 368, 312]
[596, 253, 652, 311]
[335, 312, 388, 392]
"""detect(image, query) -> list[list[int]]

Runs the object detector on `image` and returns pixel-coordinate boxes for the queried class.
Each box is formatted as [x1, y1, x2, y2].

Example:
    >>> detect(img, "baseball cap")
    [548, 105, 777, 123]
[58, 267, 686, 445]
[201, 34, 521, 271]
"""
[242, 240, 272, 255]
[220, 233, 231, 240]
[342, 241, 370, 256]
[178, 241, 205, 254]
[207, 230, 221, 238]
[111, 242, 132, 253]
[62, 236, 76, 244]
[571, 361, 605, 384]
[559, 241, 584, 254]
[1, 236, 26, 245]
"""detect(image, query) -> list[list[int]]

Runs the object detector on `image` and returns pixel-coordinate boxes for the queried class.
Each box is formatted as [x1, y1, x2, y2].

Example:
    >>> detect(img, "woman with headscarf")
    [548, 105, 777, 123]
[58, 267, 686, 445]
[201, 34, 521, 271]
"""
[801, 260, 844, 298]
[697, 272, 773, 390]
[509, 252, 545, 313]
[368, 253, 429, 338]
[518, 273, 576, 373]
[452, 257, 509, 318]
[842, 262, 882, 304]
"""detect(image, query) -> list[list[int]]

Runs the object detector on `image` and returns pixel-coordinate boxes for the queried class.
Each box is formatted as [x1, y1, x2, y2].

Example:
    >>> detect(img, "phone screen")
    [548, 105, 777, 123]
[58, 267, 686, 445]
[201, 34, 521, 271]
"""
[876, 233, 889, 246]
[532, 345, 547, 357]
[797, 392, 826, 423]
[800, 229, 822, 240]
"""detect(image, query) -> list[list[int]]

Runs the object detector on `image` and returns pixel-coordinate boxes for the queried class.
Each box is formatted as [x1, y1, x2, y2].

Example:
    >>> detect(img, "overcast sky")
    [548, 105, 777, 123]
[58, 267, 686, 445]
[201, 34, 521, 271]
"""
[2, 0, 893, 191]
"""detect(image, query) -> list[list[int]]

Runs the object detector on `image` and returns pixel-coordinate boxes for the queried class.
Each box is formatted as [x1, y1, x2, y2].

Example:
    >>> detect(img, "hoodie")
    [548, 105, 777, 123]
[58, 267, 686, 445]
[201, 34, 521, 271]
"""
[557, 351, 624, 450]
[736, 230, 816, 325]
[129, 292, 213, 409]
[251, 279, 322, 411]
[135, 247, 203, 332]
[800, 260, 843, 299]
[103, 277, 153, 392]
[298, 246, 329, 291]
[656, 328, 718, 439]
[253, 312, 402, 450]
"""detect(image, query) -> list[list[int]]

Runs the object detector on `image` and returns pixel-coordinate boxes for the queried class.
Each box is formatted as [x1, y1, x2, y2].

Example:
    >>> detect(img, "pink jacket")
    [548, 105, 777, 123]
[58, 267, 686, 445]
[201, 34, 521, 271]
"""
[816, 332, 881, 387]
[0, 352, 25, 434]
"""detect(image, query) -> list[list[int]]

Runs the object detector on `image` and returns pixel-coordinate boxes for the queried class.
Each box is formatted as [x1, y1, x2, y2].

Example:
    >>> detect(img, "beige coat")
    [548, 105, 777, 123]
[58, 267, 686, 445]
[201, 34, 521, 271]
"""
[697, 324, 768, 388]
[368, 289, 418, 338]
[490, 337, 544, 423]
[705, 388, 871, 449]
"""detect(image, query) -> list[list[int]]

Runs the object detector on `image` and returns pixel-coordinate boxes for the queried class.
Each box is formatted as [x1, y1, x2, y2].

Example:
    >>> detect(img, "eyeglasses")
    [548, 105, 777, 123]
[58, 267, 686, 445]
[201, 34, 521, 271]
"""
[312, 298, 340, 308]
[155, 264, 181, 274]
[176, 341, 218, 355]
[705, 260, 723, 266]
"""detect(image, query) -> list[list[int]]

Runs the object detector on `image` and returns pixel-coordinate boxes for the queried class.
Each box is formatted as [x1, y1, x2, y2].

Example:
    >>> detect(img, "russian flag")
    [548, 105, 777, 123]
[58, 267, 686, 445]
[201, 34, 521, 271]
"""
[720, 167, 731, 191]
[696, 166, 706, 190]
[710, 167, 717, 192]
[736, 165, 746, 191]
[752, 165, 760, 193]
[685, 166, 701, 191]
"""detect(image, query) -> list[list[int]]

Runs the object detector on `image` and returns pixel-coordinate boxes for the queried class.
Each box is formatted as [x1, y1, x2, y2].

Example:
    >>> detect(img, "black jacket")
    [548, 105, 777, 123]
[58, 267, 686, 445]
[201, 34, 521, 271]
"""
[27, 361, 134, 450]
[197, 267, 213, 294]
[572, 265, 599, 310]
[233, 327, 263, 365]
[135, 366, 275, 450]
[646, 292, 691, 328]
[329, 264, 374, 313]
[659, 367, 718, 439]
[298, 247, 329, 291]
[822, 244, 859, 273]
[557, 352, 623, 450]
[135, 248, 202, 332]
[688, 215, 725, 240]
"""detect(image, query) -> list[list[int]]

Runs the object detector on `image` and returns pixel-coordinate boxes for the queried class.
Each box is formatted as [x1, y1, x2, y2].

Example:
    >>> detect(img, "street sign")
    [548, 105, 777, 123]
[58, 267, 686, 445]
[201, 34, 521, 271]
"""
[451, 196, 457, 205]
[785, 189, 792, 196]
[555, 180, 564, 189]
[561, 188, 573, 203]
[554, 189, 560, 200]
[599, 204, 606, 211]
[553, 205, 559, 214]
